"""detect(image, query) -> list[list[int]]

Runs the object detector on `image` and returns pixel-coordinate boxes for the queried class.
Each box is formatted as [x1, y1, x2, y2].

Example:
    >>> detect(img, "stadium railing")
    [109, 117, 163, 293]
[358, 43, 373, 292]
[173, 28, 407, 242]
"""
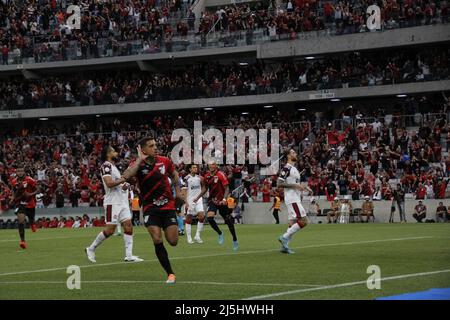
[2, 14, 447, 66]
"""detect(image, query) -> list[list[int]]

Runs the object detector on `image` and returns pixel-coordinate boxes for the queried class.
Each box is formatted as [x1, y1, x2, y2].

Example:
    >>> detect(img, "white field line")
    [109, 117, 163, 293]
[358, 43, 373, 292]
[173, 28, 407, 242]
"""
[0, 236, 432, 277]
[0, 230, 151, 243]
[243, 269, 450, 300]
[0, 280, 322, 287]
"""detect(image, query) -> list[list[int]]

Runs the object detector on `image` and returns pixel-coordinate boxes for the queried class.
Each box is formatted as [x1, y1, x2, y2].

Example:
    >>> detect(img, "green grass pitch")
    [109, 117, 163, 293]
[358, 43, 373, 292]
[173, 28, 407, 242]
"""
[0, 223, 449, 300]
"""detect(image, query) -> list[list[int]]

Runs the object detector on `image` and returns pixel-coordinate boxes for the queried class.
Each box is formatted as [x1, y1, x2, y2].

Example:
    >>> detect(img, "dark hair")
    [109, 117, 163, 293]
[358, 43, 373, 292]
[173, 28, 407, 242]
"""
[283, 148, 293, 159]
[187, 164, 198, 172]
[139, 136, 155, 148]
[101, 145, 112, 162]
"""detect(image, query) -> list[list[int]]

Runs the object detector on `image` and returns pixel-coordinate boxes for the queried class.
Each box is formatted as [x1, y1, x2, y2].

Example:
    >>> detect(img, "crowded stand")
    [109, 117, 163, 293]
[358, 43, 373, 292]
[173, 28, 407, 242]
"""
[1, 97, 449, 217]
[0, 0, 448, 64]
[1, 45, 448, 110]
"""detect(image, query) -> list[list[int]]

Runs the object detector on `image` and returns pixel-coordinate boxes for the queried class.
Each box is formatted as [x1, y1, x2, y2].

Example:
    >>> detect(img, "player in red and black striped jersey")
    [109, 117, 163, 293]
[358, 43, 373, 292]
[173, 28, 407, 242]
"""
[123, 136, 182, 284]
[197, 162, 239, 251]
[10, 166, 38, 249]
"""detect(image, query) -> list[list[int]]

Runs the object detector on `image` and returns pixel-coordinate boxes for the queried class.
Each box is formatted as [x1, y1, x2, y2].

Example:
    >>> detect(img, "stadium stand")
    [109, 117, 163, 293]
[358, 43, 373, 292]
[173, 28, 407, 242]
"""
[0, 0, 448, 64]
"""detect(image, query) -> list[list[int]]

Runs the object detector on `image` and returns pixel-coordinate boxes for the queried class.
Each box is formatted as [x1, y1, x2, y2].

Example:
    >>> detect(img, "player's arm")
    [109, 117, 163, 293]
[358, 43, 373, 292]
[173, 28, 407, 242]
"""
[23, 179, 39, 198]
[102, 175, 126, 189]
[122, 145, 148, 179]
[193, 177, 207, 203]
[277, 178, 304, 191]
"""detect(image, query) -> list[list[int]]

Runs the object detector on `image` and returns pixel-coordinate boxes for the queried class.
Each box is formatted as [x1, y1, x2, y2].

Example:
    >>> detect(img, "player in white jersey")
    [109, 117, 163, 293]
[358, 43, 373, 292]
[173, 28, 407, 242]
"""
[277, 149, 312, 254]
[85, 145, 143, 263]
[184, 164, 207, 244]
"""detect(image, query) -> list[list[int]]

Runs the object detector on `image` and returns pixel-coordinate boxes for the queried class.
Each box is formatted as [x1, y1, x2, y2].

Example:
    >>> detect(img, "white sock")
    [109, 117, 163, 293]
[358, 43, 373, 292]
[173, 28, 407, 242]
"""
[195, 222, 204, 238]
[124, 233, 133, 258]
[283, 223, 301, 240]
[116, 224, 122, 233]
[186, 223, 192, 239]
[89, 231, 107, 251]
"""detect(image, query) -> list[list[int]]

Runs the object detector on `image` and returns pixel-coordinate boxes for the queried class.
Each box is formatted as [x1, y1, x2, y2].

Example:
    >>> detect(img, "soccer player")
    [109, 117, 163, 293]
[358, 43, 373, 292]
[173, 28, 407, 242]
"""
[277, 149, 311, 254]
[85, 146, 143, 263]
[184, 164, 207, 244]
[10, 166, 38, 249]
[122, 137, 181, 284]
[199, 162, 239, 251]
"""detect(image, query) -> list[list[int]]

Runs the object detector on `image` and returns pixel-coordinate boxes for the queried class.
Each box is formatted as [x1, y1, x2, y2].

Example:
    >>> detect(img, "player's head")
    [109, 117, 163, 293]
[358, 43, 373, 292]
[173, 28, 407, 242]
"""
[139, 136, 157, 157]
[101, 145, 118, 162]
[208, 161, 218, 172]
[284, 148, 297, 162]
[16, 166, 25, 178]
[189, 164, 198, 175]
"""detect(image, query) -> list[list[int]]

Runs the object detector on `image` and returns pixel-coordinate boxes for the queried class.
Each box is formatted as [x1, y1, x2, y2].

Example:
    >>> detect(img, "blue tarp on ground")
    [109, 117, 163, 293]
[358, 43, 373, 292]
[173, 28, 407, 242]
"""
[377, 288, 450, 300]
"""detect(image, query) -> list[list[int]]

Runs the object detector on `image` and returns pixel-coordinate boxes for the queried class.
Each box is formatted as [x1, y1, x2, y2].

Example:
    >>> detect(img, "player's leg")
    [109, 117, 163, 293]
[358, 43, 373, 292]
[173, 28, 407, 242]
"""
[176, 212, 185, 236]
[185, 213, 194, 244]
[207, 203, 224, 244]
[194, 211, 205, 243]
[16, 209, 27, 248]
[219, 205, 238, 250]
[279, 203, 307, 254]
[86, 205, 116, 262]
[146, 212, 177, 283]
[27, 208, 37, 232]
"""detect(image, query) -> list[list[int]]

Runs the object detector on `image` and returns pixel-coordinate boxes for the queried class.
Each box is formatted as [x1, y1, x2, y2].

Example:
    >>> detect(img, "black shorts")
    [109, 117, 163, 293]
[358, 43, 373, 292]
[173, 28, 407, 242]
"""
[15, 206, 35, 221]
[207, 202, 230, 219]
[273, 209, 279, 215]
[143, 209, 177, 229]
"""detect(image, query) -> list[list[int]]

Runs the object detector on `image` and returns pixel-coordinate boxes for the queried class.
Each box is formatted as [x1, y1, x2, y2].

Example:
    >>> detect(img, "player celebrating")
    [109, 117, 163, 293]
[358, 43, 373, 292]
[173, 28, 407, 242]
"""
[85, 146, 143, 263]
[277, 149, 311, 254]
[10, 166, 38, 249]
[200, 161, 238, 251]
[122, 137, 181, 284]
[184, 164, 207, 244]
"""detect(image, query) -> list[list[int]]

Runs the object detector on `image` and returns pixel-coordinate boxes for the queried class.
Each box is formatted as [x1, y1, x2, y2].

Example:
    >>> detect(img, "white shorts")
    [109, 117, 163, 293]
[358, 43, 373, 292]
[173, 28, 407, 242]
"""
[286, 202, 307, 221]
[186, 200, 204, 216]
[104, 204, 132, 225]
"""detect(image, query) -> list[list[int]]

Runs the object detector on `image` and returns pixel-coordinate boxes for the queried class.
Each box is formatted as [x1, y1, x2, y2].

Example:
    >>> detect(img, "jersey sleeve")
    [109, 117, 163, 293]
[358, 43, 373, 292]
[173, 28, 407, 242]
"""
[28, 178, 37, 191]
[278, 166, 291, 181]
[100, 163, 112, 177]
[163, 157, 175, 176]
[218, 172, 229, 186]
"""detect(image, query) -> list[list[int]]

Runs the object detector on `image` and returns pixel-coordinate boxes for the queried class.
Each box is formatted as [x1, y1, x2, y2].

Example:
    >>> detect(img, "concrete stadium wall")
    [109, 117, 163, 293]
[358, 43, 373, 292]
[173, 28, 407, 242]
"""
[241, 200, 450, 224]
[0, 200, 448, 224]
[1, 80, 449, 120]
[258, 24, 450, 60]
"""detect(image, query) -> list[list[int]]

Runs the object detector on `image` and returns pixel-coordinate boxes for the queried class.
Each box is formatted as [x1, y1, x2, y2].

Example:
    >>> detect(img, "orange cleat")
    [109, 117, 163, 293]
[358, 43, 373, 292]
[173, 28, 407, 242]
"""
[166, 274, 176, 284]
[19, 241, 27, 249]
[31, 224, 37, 233]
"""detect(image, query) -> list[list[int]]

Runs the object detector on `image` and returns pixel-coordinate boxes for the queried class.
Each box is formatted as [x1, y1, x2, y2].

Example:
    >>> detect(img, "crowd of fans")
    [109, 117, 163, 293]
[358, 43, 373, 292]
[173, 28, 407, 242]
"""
[1, 46, 448, 110]
[0, 215, 107, 229]
[0, 96, 449, 212]
[0, 0, 448, 64]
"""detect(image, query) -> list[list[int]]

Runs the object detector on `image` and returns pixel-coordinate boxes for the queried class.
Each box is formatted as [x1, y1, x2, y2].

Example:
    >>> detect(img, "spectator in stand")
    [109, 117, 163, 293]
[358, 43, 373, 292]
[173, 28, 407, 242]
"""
[415, 182, 427, 200]
[325, 179, 337, 202]
[436, 202, 448, 223]
[413, 200, 427, 223]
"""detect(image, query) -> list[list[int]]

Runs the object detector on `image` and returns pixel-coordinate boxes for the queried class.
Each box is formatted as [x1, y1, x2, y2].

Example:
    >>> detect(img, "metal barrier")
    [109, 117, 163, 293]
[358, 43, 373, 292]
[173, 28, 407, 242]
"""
[2, 10, 448, 66]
